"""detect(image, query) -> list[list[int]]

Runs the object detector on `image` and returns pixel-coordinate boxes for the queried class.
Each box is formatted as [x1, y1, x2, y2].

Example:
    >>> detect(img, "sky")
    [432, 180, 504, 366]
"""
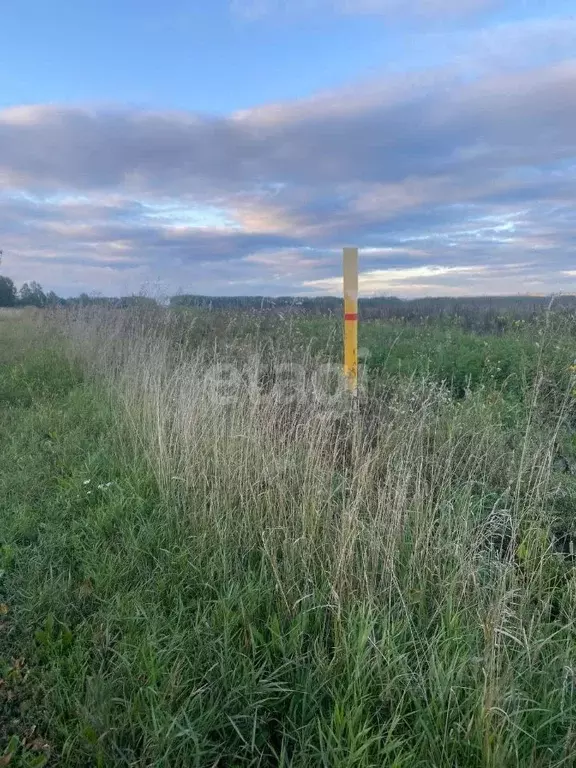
[0, 0, 575, 298]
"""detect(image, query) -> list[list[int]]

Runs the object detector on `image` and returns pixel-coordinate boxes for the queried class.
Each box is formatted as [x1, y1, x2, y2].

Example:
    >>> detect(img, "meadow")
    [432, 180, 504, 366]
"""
[1, 303, 576, 767]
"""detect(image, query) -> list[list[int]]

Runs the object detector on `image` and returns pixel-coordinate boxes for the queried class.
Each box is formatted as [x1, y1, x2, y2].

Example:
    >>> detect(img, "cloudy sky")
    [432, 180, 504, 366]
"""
[1, 0, 575, 298]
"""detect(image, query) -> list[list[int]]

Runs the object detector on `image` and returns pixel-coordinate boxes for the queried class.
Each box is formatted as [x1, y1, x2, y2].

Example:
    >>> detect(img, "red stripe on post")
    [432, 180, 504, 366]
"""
[344, 313, 358, 321]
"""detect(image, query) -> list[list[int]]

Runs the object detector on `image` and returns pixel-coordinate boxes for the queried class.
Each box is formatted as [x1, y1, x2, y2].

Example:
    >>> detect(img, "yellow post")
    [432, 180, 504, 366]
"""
[343, 247, 358, 395]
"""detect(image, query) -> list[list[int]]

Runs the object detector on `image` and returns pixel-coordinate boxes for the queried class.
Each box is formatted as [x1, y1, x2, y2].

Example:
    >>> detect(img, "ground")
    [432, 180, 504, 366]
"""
[1, 306, 576, 767]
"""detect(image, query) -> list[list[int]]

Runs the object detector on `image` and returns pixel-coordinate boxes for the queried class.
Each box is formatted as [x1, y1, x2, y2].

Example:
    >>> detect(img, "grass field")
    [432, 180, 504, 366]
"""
[2, 306, 576, 767]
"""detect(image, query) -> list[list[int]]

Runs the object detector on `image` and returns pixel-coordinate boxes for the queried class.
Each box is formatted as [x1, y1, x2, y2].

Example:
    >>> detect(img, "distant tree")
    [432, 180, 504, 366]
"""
[19, 281, 47, 307]
[117, 295, 158, 309]
[0, 275, 16, 307]
[45, 291, 65, 307]
[78, 293, 92, 306]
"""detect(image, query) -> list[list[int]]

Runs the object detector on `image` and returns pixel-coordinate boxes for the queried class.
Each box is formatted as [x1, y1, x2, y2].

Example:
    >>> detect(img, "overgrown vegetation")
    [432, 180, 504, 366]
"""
[1, 306, 576, 766]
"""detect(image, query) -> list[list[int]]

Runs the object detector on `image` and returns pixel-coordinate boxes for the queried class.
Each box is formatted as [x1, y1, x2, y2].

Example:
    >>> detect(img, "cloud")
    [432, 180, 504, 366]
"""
[0, 192, 304, 296]
[1, 17, 575, 297]
[1, 61, 574, 195]
[305, 264, 489, 293]
[468, 16, 576, 71]
[305, 262, 576, 298]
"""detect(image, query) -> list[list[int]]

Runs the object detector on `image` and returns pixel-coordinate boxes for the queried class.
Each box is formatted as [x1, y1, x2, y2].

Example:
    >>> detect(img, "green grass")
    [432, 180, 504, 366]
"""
[136, 306, 576, 400]
[2, 311, 576, 766]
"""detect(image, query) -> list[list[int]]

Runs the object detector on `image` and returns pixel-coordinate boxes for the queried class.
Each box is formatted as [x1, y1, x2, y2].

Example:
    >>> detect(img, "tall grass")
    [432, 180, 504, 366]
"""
[2, 307, 576, 766]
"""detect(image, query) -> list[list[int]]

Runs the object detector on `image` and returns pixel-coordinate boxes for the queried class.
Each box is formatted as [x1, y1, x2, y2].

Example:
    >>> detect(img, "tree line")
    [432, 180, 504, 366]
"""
[0, 275, 160, 308]
[0, 275, 65, 308]
[0, 269, 158, 309]
[3, 262, 575, 333]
